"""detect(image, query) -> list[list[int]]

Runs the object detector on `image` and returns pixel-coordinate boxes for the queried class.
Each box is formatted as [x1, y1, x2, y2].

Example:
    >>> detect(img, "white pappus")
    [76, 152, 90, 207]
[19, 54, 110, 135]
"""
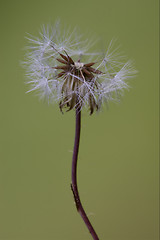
[24, 22, 136, 114]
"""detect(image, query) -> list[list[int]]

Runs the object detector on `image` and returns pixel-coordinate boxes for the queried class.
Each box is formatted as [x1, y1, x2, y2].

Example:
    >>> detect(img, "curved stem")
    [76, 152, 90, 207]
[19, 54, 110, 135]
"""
[71, 108, 99, 240]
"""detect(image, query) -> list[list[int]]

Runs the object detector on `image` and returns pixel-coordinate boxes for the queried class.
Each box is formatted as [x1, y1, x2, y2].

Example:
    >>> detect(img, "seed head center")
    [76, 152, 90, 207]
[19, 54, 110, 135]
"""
[74, 62, 84, 70]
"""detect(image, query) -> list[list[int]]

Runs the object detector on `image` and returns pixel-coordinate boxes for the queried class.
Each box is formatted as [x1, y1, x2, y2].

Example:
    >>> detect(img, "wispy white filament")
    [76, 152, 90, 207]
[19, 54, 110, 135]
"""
[24, 22, 136, 112]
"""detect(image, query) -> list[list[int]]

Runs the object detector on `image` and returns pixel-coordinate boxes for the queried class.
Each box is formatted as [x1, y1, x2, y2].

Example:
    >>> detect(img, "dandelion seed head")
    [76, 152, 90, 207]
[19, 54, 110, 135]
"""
[24, 22, 136, 114]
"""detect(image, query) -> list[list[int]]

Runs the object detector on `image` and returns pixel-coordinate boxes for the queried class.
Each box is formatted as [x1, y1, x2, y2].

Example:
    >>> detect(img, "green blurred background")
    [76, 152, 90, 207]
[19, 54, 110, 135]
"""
[0, 0, 159, 239]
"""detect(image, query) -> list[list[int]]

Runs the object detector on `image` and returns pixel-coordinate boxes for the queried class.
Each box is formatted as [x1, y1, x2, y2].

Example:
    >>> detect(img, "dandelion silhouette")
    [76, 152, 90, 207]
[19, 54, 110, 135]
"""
[24, 22, 136, 240]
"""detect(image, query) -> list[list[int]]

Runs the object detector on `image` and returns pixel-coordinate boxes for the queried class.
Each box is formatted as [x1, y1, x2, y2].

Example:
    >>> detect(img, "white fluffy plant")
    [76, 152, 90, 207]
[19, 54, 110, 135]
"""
[24, 22, 135, 114]
[24, 22, 136, 240]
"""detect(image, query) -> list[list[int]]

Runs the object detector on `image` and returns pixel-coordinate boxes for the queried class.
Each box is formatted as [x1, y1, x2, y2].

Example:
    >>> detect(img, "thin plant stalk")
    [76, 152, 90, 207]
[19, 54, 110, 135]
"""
[71, 107, 99, 240]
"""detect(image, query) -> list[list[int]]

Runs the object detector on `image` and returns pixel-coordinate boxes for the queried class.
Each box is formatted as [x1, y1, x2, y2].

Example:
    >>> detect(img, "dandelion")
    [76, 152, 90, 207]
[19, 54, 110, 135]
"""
[24, 22, 136, 240]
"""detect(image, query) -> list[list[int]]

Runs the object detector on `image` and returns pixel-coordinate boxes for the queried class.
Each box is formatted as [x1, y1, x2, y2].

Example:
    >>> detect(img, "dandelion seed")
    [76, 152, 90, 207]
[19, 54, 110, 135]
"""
[24, 22, 136, 114]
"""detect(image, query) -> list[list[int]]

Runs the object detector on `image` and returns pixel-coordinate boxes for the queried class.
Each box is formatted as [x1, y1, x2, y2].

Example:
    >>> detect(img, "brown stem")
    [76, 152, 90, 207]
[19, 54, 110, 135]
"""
[71, 107, 99, 240]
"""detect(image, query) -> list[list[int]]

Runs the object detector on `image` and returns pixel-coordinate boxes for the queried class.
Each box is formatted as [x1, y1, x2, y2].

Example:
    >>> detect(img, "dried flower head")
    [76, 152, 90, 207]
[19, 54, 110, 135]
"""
[24, 22, 135, 114]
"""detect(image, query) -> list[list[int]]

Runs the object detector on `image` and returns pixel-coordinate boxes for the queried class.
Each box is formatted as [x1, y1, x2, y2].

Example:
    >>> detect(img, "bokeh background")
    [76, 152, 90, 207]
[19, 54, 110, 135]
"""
[0, 0, 159, 240]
